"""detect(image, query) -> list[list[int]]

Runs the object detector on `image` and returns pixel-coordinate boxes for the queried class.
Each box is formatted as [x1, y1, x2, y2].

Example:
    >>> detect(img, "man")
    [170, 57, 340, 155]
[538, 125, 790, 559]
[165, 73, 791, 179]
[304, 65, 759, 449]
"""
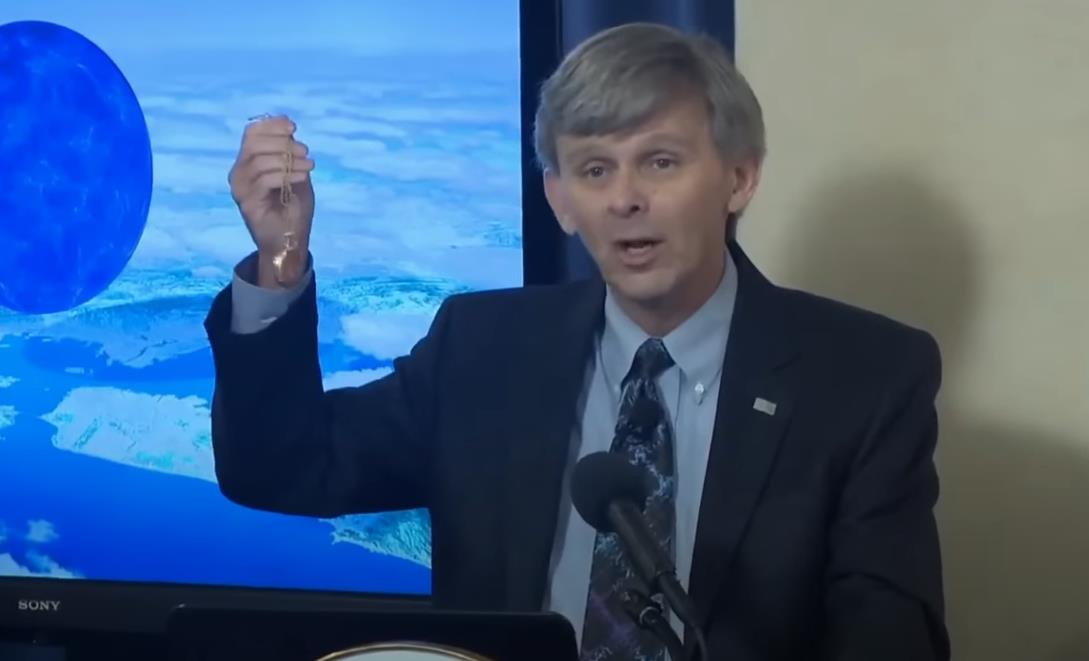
[205, 22, 949, 661]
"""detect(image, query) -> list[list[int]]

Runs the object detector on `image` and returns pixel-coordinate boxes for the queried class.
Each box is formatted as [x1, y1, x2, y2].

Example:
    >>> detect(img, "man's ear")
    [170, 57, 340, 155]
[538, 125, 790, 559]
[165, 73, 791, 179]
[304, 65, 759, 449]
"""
[544, 170, 577, 236]
[726, 158, 763, 215]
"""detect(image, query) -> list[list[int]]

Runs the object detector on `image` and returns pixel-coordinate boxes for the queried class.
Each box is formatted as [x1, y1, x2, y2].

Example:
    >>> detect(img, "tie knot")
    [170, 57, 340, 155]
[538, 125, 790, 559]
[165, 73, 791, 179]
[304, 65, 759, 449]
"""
[629, 338, 674, 381]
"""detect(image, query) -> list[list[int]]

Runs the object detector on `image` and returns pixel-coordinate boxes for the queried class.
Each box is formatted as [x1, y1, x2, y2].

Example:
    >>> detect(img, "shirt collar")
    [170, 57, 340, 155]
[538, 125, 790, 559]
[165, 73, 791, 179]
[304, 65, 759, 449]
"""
[601, 250, 738, 389]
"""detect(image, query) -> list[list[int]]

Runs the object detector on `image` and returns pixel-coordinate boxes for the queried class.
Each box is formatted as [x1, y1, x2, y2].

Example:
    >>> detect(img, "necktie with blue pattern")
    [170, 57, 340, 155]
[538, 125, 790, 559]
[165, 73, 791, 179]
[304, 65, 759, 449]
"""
[580, 338, 676, 661]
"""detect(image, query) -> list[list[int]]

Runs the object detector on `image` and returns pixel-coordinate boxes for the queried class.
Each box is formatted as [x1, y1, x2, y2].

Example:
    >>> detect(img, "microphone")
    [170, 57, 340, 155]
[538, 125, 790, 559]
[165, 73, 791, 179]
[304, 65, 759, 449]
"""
[571, 450, 711, 661]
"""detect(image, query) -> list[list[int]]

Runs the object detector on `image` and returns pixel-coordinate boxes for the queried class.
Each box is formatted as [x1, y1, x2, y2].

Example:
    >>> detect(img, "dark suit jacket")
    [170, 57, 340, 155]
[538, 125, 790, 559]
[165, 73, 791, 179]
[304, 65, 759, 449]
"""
[204, 242, 950, 661]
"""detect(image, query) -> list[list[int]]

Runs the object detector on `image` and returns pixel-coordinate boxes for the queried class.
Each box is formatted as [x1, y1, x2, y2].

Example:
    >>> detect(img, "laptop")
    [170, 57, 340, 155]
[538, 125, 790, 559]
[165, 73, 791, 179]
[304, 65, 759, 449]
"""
[167, 604, 577, 661]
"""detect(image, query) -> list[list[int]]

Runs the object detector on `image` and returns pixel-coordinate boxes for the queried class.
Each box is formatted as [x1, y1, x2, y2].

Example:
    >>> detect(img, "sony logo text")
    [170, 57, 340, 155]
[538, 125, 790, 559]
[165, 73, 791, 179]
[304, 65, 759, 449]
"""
[17, 599, 61, 612]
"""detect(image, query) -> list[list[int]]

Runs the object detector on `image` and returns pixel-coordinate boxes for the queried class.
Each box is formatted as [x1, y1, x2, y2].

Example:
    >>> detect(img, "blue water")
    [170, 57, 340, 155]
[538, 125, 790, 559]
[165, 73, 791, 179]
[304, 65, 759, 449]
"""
[0, 311, 430, 596]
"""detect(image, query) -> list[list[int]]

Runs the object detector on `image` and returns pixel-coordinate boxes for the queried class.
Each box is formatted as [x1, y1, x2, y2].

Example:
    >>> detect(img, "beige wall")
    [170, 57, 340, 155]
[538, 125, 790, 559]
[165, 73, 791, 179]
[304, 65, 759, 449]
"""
[734, 2, 1089, 660]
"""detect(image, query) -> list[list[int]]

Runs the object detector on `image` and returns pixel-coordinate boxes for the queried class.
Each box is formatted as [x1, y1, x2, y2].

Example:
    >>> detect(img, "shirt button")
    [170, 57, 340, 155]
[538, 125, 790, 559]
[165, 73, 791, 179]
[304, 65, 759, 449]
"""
[694, 382, 706, 404]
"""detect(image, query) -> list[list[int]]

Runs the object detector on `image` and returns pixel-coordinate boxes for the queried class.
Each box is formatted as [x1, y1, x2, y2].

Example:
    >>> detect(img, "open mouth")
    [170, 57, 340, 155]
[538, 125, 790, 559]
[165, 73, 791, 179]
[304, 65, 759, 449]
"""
[616, 238, 662, 264]
[618, 239, 661, 252]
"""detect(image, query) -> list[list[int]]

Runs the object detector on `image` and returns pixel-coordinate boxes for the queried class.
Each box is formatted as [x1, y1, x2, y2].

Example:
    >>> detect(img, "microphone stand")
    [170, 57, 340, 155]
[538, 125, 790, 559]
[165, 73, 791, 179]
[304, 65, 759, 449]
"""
[619, 590, 687, 661]
[570, 451, 713, 660]
[655, 575, 712, 661]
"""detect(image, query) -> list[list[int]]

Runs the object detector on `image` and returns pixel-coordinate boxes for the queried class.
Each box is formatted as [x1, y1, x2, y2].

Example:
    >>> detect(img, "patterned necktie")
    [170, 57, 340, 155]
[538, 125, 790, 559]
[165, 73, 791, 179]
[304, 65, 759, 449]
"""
[580, 338, 676, 661]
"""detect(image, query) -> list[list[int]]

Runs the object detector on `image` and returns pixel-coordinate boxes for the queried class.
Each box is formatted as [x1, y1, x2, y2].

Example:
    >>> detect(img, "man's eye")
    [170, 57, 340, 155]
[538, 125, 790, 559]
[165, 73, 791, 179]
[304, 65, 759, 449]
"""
[583, 166, 606, 178]
[653, 158, 675, 169]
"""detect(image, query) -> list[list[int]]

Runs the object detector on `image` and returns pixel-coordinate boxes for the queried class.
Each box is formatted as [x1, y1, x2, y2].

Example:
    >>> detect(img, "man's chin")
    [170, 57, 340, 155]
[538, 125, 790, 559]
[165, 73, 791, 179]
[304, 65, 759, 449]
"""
[604, 271, 674, 307]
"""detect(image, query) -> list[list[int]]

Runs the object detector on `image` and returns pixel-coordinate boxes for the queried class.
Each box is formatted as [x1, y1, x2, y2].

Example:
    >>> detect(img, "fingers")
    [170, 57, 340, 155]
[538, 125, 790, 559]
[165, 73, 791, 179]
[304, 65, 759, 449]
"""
[252, 169, 312, 199]
[238, 115, 308, 163]
[240, 135, 309, 160]
[231, 115, 316, 201]
[244, 155, 316, 185]
[243, 114, 295, 140]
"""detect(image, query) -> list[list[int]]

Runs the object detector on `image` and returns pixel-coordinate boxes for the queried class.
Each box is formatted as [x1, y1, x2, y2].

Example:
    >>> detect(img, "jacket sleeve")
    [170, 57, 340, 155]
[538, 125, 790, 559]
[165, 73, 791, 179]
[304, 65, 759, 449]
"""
[228, 252, 313, 334]
[823, 330, 951, 661]
[203, 269, 452, 518]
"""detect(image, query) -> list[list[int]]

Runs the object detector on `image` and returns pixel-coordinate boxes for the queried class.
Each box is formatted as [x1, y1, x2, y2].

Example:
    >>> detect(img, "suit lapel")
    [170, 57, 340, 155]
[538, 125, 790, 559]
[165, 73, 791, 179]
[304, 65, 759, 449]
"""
[503, 279, 605, 611]
[688, 243, 802, 630]
[497, 245, 802, 618]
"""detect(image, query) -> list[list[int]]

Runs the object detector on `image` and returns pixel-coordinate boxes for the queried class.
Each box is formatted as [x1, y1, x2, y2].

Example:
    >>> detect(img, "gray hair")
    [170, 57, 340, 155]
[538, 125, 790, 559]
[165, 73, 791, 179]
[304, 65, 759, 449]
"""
[533, 22, 766, 175]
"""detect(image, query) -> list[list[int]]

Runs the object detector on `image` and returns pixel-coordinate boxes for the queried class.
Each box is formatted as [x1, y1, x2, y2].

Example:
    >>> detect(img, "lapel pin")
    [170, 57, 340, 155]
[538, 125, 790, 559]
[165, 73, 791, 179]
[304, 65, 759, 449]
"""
[753, 397, 777, 416]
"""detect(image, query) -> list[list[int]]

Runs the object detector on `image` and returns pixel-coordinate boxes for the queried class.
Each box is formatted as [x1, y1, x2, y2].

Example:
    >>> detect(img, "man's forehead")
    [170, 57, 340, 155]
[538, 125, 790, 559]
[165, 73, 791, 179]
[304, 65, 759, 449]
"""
[555, 97, 710, 159]
[560, 128, 689, 151]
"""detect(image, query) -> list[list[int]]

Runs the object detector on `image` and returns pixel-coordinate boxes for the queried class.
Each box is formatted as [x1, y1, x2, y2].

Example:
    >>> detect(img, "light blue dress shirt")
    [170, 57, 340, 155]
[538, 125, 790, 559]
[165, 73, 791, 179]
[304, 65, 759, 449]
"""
[229, 250, 739, 645]
[545, 252, 738, 645]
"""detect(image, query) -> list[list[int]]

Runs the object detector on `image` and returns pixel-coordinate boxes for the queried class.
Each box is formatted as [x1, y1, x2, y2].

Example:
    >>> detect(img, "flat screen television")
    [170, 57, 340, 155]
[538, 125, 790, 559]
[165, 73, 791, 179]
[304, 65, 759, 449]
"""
[0, 0, 561, 636]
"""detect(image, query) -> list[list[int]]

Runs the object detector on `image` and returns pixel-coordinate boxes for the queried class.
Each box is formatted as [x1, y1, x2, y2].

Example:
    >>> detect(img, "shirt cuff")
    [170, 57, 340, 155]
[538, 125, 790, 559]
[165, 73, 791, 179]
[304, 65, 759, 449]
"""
[229, 251, 314, 334]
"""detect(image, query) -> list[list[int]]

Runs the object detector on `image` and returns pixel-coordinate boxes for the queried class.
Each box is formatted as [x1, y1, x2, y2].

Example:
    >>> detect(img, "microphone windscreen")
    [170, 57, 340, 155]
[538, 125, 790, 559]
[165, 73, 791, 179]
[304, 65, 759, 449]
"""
[571, 451, 652, 532]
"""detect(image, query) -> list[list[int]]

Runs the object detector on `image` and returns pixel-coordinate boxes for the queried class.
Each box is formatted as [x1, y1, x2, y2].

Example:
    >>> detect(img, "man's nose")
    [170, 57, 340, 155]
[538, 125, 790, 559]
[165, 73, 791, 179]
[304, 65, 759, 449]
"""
[606, 170, 648, 218]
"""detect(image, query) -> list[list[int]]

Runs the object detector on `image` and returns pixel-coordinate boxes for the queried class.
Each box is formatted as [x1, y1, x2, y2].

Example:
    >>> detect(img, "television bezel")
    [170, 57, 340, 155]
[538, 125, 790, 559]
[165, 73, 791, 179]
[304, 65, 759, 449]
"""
[0, 0, 562, 636]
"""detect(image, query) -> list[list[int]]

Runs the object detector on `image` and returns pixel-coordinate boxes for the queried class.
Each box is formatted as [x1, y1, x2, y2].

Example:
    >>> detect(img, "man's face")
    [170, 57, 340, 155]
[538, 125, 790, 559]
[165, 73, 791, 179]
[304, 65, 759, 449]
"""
[544, 94, 759, 324]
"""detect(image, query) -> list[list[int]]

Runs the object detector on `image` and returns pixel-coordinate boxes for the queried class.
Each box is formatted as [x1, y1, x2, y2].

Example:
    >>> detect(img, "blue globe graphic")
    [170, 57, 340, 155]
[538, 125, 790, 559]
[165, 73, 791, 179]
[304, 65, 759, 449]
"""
[0, 20, 152, 314]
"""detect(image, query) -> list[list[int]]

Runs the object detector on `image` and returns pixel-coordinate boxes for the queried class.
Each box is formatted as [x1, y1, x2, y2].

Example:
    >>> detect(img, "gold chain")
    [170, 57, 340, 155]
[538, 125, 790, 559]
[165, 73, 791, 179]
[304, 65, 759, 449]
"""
[247, 113, 301, 286]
